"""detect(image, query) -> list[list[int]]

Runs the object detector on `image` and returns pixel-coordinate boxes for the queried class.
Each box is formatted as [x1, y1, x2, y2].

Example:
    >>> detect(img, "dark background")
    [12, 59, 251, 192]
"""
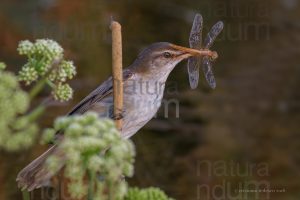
[0, 0, 300, 199]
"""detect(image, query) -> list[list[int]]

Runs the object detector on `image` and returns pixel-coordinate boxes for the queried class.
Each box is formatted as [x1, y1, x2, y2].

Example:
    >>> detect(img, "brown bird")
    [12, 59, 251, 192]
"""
[16, 42, 217, 190]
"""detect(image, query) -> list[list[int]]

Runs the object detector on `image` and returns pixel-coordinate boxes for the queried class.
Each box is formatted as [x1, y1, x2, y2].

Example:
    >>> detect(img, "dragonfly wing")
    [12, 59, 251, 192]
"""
[189, 13, 203, 49]
[187, 57, 200, 89]
[204, 21, 224, 49]
[202, 21, 223, 89]
[202, 56, 216, 89]
[187, 13, 203, 89]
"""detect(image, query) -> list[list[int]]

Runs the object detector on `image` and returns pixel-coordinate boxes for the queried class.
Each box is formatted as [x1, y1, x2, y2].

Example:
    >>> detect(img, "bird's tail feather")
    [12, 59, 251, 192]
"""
[16, 145, 64, 191]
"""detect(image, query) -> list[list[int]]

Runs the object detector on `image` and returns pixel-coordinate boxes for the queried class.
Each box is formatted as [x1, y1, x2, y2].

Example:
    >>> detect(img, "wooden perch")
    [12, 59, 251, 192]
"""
[110, 20, 123, 131]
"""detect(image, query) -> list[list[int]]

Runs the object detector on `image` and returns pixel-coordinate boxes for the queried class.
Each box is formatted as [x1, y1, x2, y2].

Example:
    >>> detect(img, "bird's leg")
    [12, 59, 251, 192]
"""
[112, 108, 124, 120]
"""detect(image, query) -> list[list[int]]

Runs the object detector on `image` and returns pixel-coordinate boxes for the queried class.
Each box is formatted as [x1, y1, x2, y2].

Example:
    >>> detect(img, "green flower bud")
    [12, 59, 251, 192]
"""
[45, 155, 61, 174]
[116, 181, 128, 198]
[66, 151, 81, 164]
[35, 59, 51, 76]
[76, 137, 106, 153]
[103, 118, 116, 128]
[17, 40, 34, 55]
[123, 162, 134, 177]
[82, 112, 98, 125]
[124, 140, 136, 158]
[53, 83, 73, 102]
[125, 187, 141, 200]
[65, 123, 83, 137]
[87, 155, 104, 171]
[1, 72, 18, 89]
[109, 142, 126, 158]
[34, 39, 63, 59]
[18, 65, 38, 85]
[12, 91, 30, 113]
[94, 120, 108, 132]
[65, 165, 85, 180]
[125, 187, 174, 200]
[68, 181, 87, 199]
[0, 98, 15, 122]
[14, 117, 29, 130]
[0, 62, 6, 70]
[102, 129, 119, 142]
[84, 125, 99, 136]
[41, 128, 56, 144]
[61, 139, 77, 152]
[54, 116, 71, 130]
[60, 60, 76, 79]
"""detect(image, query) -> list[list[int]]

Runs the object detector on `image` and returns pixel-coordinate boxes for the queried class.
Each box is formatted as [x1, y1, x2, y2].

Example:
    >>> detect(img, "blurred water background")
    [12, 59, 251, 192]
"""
[0, 0, 300, 199]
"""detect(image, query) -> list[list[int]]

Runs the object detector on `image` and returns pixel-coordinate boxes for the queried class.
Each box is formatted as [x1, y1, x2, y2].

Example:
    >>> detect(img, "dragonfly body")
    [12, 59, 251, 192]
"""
[187, 14, 224, 89]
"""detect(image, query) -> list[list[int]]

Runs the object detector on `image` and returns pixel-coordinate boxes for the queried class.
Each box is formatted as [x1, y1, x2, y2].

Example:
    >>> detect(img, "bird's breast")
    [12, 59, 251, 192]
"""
[121, 76, 166, 138]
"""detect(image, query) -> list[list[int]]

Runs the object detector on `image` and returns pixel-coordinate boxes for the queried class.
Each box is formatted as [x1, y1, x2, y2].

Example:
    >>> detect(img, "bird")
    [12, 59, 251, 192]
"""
[16, 42, 217, 191]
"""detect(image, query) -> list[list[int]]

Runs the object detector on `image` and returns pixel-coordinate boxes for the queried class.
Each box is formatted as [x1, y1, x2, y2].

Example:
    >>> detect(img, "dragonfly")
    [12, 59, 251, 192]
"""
[187, 13, 224, 89]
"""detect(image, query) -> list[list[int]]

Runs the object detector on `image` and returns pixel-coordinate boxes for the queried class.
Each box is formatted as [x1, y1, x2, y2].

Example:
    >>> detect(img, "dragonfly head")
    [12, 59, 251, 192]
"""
[210, 51, 218, 61]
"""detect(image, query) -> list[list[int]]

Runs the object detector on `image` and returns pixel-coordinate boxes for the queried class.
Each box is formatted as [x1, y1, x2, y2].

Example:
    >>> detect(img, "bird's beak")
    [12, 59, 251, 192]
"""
[171, 44, 218, 60]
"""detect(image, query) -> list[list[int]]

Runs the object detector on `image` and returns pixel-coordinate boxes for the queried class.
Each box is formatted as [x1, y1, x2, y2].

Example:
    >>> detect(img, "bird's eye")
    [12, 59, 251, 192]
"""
[163, 52, 172, 58]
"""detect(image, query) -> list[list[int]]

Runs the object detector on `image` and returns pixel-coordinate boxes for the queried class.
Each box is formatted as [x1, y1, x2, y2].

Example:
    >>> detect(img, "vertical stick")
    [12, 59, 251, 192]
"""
[110, 20, 123, 131]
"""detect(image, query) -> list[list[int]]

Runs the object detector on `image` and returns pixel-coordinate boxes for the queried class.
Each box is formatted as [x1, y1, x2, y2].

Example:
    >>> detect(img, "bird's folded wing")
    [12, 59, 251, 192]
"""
[67, 68, 133, 115]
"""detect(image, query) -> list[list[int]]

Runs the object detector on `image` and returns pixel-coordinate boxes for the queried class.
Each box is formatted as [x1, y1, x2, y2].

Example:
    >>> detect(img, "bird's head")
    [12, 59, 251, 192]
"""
[132, 42, 217, 78]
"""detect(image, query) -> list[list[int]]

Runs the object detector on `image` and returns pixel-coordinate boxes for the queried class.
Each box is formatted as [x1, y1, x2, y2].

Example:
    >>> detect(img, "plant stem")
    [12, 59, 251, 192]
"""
[27, 104, 45, 122]
[22, 190, 30, 200]
[29, 56, 63, 100]
[46, 79, 55, 88]
[29, 78, 47, 100]
[87, 170, 95, 200]
[108, 180, 114, 200]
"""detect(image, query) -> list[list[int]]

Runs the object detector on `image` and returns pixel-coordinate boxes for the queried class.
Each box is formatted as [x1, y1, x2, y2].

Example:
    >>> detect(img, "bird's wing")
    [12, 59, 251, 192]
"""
[16, 69, 134, 191]
[67, 68, 133, 116]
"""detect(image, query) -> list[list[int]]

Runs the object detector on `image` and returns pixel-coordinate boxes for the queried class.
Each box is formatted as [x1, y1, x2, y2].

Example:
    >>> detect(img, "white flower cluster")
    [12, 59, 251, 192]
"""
[17, 39, 76, 101]
[34, 39, 63, 58]
[18, 64, 38, 85]
[0, 62, 6, 70]
[17, 40, 34, 55]
[52, 83, 73, 102]
[42, 112, 135, 199]
[0, 67, 37, 151]
[49, 60, 76, 83]
[125, 187, 175, 200]
[17, 39, 63, 58]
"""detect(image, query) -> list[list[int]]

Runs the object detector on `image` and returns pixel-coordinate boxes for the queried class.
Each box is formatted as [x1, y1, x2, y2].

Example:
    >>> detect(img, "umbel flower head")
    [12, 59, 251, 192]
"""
[0, 62, 6, 70]
[42, 112, 135, 199]
[125, 187, 175, 200]
[52, 83, 73, 101]
[0, 66, 38, 151]
[17, 39, 76, 101]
